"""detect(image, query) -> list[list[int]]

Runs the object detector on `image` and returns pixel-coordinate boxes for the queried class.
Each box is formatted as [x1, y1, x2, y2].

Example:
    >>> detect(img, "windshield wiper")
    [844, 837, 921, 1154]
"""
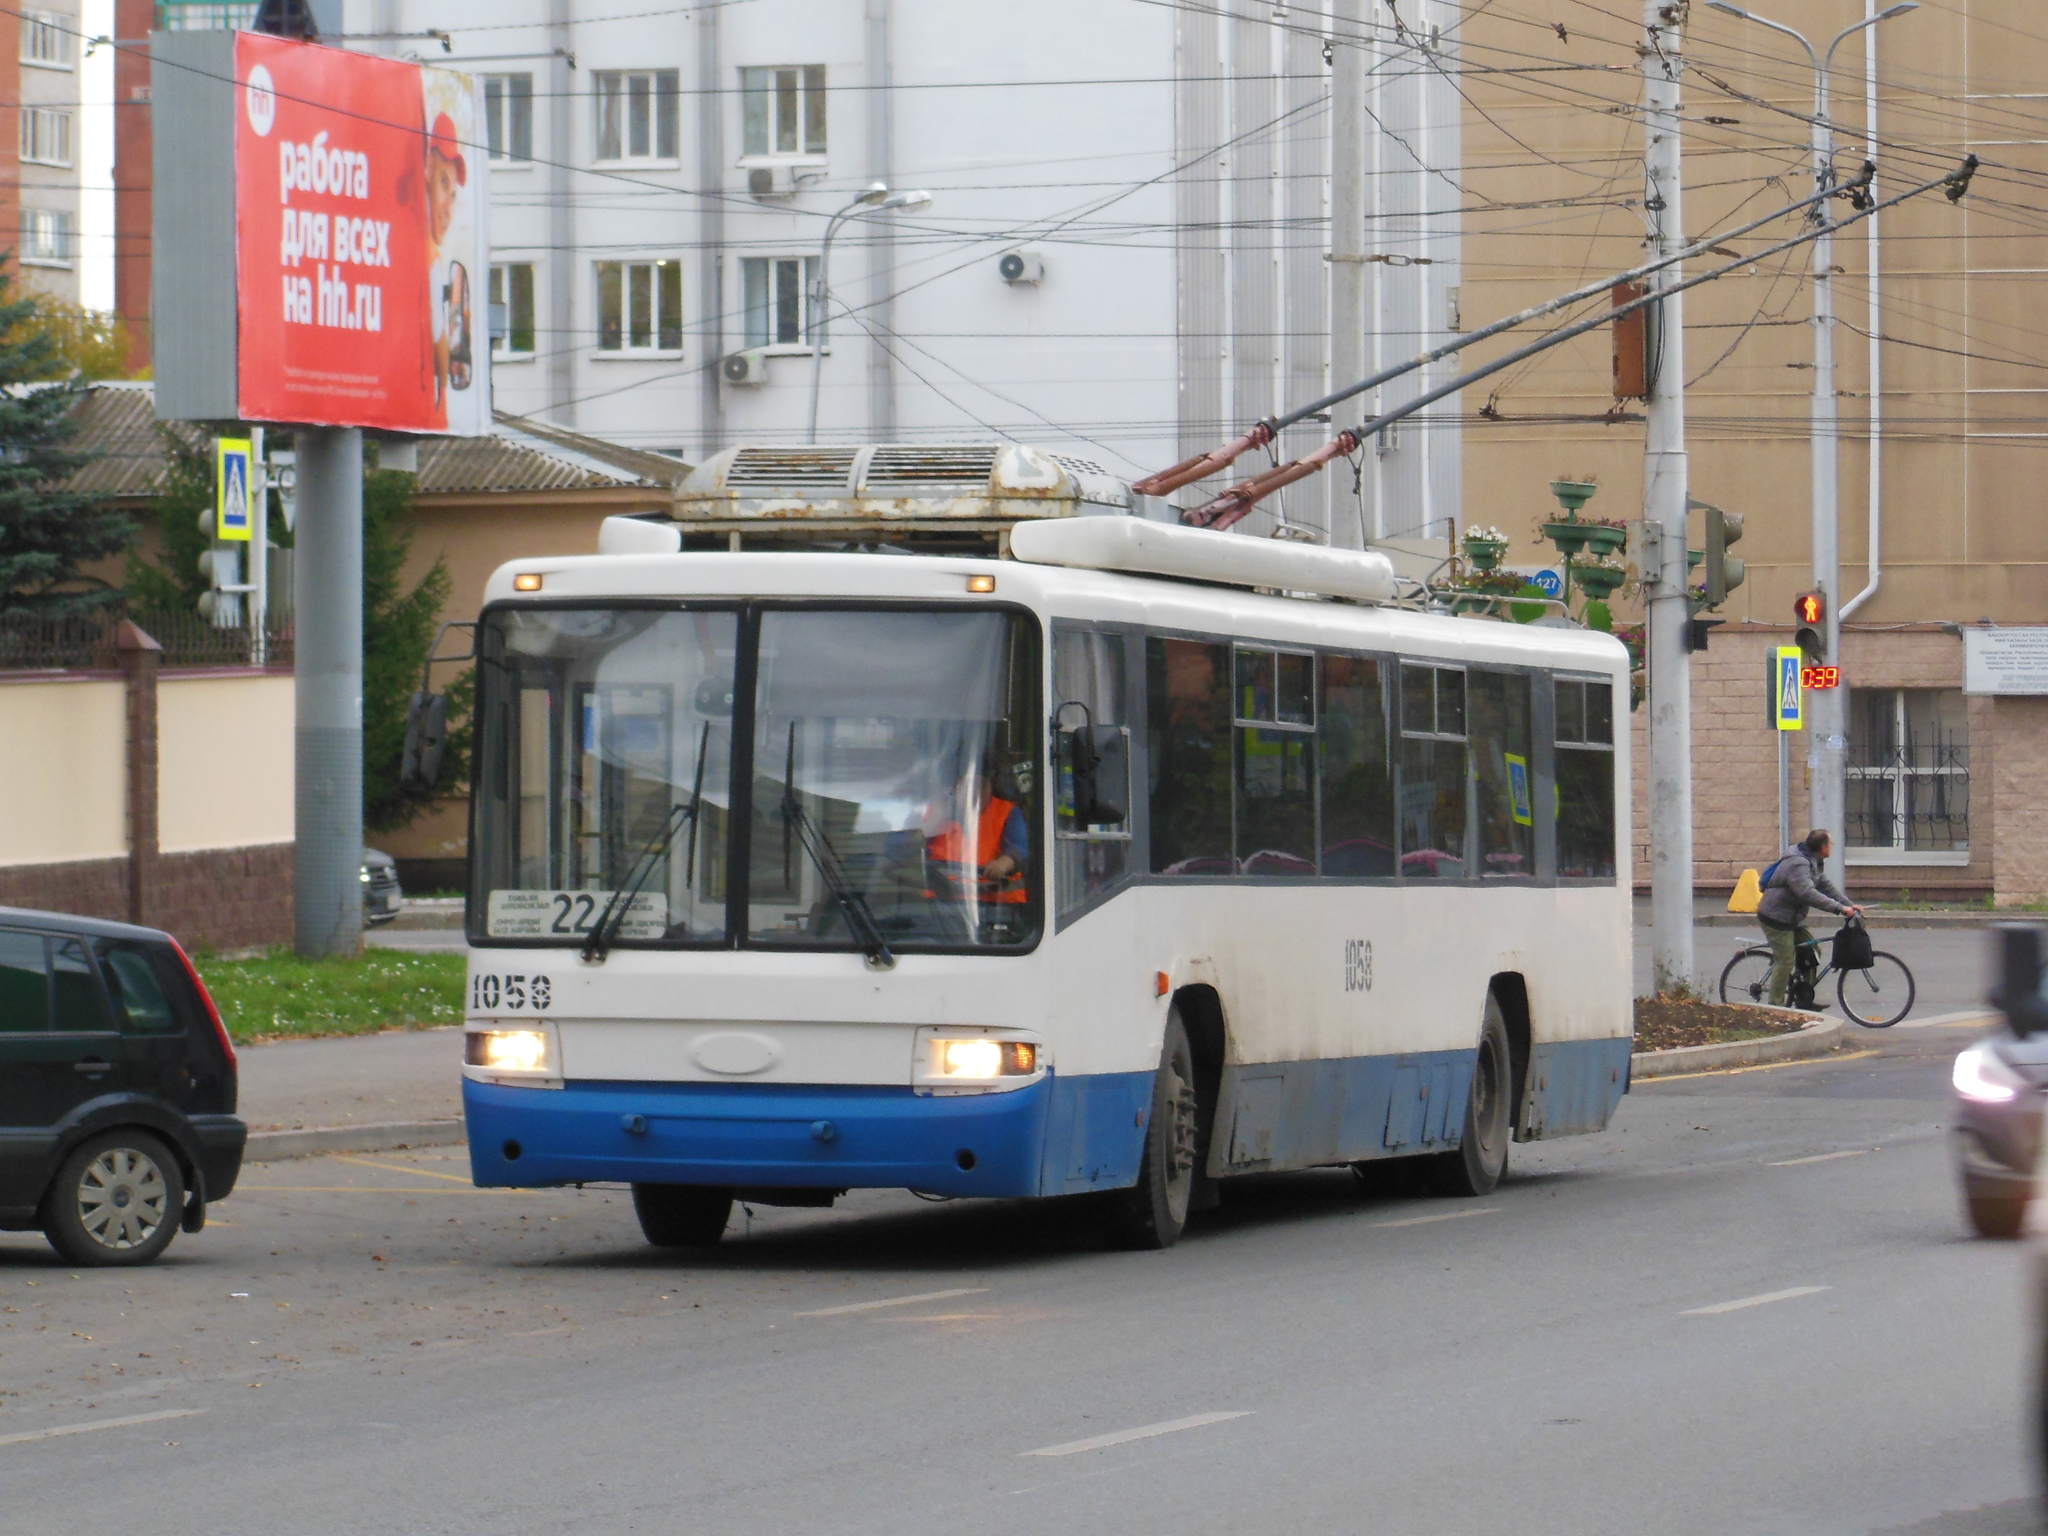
[582, 723, 711, 964]
[780, 724, 895, 971]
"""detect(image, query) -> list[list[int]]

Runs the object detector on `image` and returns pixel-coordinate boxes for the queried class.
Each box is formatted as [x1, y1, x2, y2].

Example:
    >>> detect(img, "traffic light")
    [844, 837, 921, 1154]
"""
[1702, 504, 1745, 608]
[1793, 590, 1826, 662]
[194, 506, 243, 628]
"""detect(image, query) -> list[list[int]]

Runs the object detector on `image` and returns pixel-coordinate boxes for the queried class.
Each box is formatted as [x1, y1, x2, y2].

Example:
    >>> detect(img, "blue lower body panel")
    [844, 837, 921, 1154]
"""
[464, 1072, 1152, 1198]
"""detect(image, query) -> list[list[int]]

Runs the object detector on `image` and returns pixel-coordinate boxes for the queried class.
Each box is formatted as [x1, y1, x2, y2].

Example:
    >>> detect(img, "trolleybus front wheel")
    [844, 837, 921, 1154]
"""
[1428, 994, 1512, 1198]
[632, 1184, 735, 1247]
[1104, 1011, 1202, 1251]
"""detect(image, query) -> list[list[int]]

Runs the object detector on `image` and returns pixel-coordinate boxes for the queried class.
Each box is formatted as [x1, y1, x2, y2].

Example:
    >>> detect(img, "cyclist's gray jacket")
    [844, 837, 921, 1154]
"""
[1757, 842, 1849, 930]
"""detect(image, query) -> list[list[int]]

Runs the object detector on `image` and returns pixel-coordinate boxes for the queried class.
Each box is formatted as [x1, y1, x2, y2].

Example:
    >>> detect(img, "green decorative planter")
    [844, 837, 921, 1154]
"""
[1542, 519, 1597, 556]
[1581, 524, 1628, 557]
[1462, 537, 1509, 572]
[1576, 564, 1628, 601]
[1549, 479, 1599, 515]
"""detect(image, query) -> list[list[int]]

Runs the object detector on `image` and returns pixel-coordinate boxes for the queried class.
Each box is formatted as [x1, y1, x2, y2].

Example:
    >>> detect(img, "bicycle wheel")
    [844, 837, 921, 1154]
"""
[1718, 946, 1776, 1005]
[1836, 951, 1916, 1028]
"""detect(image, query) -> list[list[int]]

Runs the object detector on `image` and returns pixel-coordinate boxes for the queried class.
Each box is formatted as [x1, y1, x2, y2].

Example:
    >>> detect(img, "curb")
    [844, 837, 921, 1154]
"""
[1683, 912, 2013, 930]
[1631, 1016, 1844, 1080]
[244, 1119, 465, 1163]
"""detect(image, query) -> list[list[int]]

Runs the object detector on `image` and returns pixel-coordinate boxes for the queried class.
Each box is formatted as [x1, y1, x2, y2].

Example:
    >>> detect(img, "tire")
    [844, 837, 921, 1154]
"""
[1968, 1190, 2028, 1240]
[1718, 946, 1776, 1006]
[1428, 993, 1513, 1198]
[42, 1130, 186, 1268]
[1836, 951, 1916, 1028]
[1104, 1010, 1201, 1251]
[631, 1184, 734, 1247]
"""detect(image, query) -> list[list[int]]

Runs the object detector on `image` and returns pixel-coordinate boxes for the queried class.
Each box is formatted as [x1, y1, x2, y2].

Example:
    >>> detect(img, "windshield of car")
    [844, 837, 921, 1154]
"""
[470, 604, 1040, 952]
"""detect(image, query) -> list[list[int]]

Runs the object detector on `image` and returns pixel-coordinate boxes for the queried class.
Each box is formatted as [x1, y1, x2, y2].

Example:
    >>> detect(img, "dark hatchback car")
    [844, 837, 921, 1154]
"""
[0, 908, 244, 1266]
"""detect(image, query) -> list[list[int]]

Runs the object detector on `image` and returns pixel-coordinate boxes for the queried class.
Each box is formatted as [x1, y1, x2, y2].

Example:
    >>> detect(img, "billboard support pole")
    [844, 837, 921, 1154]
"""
[293, 427, 364, 959]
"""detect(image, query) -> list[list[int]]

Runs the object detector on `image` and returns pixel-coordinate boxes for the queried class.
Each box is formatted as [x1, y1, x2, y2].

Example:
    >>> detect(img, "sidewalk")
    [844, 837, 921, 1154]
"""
[237, 1026, 464, 1161]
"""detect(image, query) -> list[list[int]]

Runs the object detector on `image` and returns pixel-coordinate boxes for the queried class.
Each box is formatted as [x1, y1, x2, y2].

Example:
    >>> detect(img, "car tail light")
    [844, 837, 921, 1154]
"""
[171, 938, 236, 1069]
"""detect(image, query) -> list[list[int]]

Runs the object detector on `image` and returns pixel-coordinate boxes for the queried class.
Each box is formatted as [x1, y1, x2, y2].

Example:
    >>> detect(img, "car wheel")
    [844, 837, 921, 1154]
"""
[1427, 993, 1513, 1198]
[1967, 1190, 2028, 1240]
[43, 1130, 186, 1267]
[1103, 1010, 1202, 1251]
[631, 1184, 733, 1247]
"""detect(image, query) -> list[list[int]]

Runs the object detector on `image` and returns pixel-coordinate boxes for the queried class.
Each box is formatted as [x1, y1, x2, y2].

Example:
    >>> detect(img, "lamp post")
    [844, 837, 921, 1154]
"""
[1704, 0, 1916, 890]
[806, 183, 933, 445]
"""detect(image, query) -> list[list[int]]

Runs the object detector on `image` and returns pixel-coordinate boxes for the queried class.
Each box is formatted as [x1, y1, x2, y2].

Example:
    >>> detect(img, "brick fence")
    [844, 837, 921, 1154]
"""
[0, 843, 294, 951]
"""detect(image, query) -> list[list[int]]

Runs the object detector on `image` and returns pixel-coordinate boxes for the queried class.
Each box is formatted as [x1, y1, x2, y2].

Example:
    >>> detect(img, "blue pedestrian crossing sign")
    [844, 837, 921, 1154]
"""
[1773, 645, 1804, 731]
[216, 438, 253, 542]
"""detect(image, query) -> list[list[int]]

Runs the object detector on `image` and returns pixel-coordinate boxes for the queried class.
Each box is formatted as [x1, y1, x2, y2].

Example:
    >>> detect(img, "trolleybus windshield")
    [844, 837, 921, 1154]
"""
[471, 603, 1041, 952]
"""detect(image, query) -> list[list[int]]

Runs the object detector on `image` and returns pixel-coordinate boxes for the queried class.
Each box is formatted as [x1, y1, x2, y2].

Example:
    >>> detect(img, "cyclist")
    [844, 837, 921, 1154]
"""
[1757, 828, 1862, 1007]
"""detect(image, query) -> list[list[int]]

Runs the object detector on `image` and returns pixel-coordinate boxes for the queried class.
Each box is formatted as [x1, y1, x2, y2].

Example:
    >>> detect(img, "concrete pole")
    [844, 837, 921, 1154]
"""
[1642, 1, 1695, 993]
[293, 427, 364, 958]
[1327, 0, 1369, 552]
[1808, 54, 1847, 891]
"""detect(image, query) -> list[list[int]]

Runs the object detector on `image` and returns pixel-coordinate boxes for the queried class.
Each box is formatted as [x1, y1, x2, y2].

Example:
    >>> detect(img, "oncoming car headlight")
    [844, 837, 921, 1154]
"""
[1954, 1042, 2027, 1105]
[465, 1026, 562, 1087]
[913, 1028, 1047, 1094]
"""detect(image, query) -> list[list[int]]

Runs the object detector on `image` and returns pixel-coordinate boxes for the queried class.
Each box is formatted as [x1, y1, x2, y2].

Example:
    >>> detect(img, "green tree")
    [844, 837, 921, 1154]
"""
[122, 427, 215, 614]
[25, 300, 142, 382]
[0, 264, 126, 617]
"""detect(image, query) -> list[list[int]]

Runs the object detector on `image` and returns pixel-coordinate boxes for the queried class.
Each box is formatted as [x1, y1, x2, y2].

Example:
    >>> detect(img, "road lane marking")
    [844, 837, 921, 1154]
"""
[1021, 1411, 1252, 1458]
[333, 1156, 474, 1184]
[0, 1409, 205, 1447]
[1374, 1207, 1501, 1230]
[235, 1185, 510, 1196]
[1768, 1149, 1873, 1167]
[796, 1287, 989, 1317]
[1682, 1286, 1831, 1316]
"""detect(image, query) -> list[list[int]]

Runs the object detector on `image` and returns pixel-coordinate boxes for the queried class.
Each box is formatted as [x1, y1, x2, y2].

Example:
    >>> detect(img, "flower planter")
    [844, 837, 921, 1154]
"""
[1542, 519, 1597, 555]
[1462, 538, 1509, 572]
[1549, 479, 1599, 515]
[1575, 565, 1628, 601]
[1581, 524, 1628, 557]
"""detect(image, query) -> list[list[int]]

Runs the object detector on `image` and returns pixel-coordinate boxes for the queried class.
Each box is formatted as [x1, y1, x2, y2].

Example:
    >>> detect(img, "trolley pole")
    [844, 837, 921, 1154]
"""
[1642, 0, 1695, 993]
[293, 427, 365, 958]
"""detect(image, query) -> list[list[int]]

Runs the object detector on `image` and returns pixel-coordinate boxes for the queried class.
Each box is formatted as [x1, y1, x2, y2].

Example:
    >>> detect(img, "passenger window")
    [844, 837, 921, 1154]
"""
[0, 929, 50, 1033]
[1555, 677, 1618, 879]
[51, 939, 112, 1033]
[1471, 671, 1534, 881]
[1320, 655, 1394, 875]
[1052, 627, 1132, 913]
[1234, 647, 1314, 874]
[1147, 638, 1233, 874]
[1399, 663, 1468, 879]
[100, 947, 181, 1035]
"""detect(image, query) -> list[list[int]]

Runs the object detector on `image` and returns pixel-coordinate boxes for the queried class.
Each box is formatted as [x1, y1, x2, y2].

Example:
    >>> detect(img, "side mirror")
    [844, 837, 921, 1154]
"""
[1062, 723, 1127, 827]
[1993, 924, 2048, 1037]
[401, 691, 448, 795]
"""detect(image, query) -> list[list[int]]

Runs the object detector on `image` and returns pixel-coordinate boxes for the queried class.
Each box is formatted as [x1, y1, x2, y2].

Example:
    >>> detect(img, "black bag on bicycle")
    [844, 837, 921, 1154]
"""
[1831, 916, 1874, 972]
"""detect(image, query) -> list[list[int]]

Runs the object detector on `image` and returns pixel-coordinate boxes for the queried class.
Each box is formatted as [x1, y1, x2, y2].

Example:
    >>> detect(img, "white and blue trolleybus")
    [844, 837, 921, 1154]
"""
[453, 444, 1632, 1248]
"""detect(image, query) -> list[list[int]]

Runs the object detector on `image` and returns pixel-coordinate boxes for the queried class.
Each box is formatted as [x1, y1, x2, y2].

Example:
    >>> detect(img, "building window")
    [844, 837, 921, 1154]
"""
[22, 12, 73, 69]
[19, 207, 71, 267]
[159, 2, 259, 29]
[1847, 687, 1970, 854]
[19, 107, 71, 167]
[596, 260, 682, 353]
[490, 263, 536, 357]
[740, 66, 826, 157]
[741, 256, 821, 348]
[594, 70, 679, 162]
[485, 74, 533, 163]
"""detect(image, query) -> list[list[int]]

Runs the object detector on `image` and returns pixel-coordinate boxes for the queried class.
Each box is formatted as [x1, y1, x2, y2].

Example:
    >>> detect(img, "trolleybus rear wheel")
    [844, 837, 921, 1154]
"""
[631, 1184, 734, 1247]
[1104, 1011, 1201, 1251]
[1428, 995, 1512, 1198]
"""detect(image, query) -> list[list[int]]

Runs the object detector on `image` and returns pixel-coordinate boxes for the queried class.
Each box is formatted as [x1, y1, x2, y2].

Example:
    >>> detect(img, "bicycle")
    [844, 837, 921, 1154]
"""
[1717, 925, 1917, 1027]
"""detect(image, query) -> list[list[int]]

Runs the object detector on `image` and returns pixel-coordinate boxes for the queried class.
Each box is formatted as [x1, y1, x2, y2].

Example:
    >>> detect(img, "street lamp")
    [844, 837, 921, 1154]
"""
[1704, 0, 1916, 890]
[805, 183, 934, 445]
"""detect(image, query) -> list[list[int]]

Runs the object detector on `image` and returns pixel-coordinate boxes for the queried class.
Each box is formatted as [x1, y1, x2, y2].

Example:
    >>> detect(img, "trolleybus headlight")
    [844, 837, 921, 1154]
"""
[934, 1038, 1036, 1079]
[1954, 1042, 2025, 1105]
[469, 1029, 550, 1073]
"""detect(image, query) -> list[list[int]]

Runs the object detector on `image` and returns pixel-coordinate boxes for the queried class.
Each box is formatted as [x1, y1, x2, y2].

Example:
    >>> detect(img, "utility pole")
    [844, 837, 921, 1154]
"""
[294, 428, 364, 959]
[1642, 0, 1694, 993]
[1327, 0, 1368, 551]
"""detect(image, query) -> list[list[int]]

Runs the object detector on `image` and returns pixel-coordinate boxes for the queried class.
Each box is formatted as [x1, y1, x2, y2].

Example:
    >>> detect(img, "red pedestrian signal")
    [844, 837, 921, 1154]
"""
[1794, 591, 1825, 626]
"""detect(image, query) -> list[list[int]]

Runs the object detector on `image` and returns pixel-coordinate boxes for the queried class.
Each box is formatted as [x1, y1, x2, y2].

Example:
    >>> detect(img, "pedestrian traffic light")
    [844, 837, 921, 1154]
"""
[196, 544, 243, 627]
[1792, 590, 1825, 662]
[1702, 504, 1745, 608]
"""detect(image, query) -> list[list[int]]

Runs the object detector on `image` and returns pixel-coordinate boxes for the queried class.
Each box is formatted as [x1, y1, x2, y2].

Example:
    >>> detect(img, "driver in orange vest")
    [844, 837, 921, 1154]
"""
[924, 770, 1028, 904]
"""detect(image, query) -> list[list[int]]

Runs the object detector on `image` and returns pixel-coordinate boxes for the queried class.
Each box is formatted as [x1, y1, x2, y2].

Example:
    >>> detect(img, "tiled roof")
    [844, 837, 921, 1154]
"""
[53, 383, 657, 498]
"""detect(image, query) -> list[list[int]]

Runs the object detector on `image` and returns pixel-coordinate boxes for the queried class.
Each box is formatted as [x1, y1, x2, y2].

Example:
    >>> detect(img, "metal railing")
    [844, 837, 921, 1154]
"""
[0, 611, 295, 672]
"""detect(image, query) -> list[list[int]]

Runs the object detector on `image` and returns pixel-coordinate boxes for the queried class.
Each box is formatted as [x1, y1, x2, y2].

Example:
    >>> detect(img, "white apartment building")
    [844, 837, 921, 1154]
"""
[18, 2, 83, 304]
[345, 0, 1462, 544]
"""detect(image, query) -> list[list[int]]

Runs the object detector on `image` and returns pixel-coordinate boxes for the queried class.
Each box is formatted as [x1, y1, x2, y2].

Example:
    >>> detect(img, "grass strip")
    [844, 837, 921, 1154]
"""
[192, 948, 466, 1042]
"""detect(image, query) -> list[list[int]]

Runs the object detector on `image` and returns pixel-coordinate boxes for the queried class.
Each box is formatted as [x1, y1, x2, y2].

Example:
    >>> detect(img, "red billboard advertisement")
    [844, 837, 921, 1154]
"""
[233, 33, 489, 434]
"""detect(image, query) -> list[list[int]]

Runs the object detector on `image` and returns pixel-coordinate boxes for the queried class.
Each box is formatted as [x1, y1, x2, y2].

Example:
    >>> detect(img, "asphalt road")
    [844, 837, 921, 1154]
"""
[1636, 921, 1996, 1019]
[0, 1021, 2035, 1534]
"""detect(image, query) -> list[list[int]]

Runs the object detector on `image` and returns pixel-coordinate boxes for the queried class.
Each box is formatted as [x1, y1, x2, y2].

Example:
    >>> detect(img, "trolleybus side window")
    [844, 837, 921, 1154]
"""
[1146, 638, 1233, 875]
[1319, 654, 1394, 876]
[1399, 663, 1468, 879]
[1052, 626, 1133, 912]
[749, 607, 1042, 950]
[1470, 670, 1536, 881]
[1234, 647, 1315, 875]
[1554, 675, 1617, 879]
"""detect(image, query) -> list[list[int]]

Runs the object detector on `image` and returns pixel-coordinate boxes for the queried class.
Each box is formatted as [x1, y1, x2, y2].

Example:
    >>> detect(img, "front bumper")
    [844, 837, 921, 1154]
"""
[464, 1075, 1084, 1197]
